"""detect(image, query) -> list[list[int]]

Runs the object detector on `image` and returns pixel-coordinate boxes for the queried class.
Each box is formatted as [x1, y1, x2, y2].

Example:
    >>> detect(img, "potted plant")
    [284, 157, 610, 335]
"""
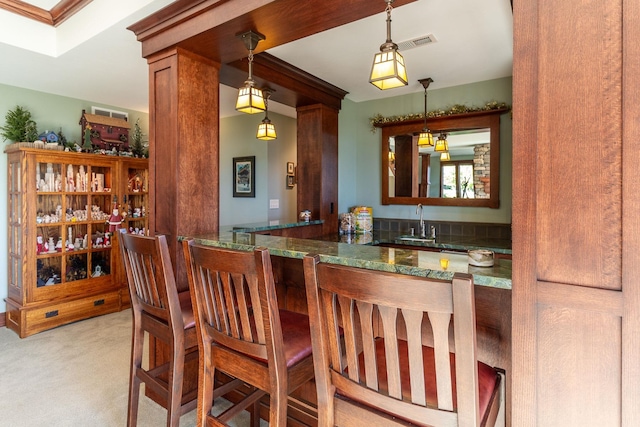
[130, 118, 148, 158]
[1, 105, 38, 142]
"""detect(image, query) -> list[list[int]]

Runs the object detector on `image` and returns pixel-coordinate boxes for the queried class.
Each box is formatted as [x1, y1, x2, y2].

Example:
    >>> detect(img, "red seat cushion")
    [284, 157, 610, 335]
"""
[240, 309, 312, 368]
[342, 338, 499, 424]
[278, 309, 313, 367]
[178, 291, 196, 329]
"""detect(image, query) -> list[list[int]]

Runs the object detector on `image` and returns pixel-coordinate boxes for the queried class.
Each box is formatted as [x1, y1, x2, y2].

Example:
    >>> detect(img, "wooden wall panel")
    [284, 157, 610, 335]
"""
[149, 57, 177, 240]
[536, 0, 622, 290]
[513, 0, 640, 424]
[536, 300, 621, 425]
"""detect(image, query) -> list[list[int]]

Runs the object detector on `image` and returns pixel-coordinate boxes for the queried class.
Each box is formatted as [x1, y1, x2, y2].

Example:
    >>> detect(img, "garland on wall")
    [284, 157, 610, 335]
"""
[369, 101, 510, 132]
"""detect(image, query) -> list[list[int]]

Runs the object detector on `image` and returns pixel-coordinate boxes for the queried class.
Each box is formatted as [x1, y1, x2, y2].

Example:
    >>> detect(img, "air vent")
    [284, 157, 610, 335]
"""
[91, 106, 128, 121]
[397, 34, 437, 51]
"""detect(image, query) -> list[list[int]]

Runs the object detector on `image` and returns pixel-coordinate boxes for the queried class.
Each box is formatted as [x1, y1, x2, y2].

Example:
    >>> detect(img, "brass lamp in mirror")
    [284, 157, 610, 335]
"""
[379, 108, 508, 208]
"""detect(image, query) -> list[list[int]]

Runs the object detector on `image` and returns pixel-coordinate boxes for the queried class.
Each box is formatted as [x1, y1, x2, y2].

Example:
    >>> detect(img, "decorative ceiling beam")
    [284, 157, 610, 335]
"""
[221, 52, 348, 111]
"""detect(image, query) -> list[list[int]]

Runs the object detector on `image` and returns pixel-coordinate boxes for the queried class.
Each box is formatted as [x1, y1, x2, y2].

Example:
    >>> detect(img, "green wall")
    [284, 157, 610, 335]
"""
[218, 112, 297, 227]
[338, 77, 512, 224]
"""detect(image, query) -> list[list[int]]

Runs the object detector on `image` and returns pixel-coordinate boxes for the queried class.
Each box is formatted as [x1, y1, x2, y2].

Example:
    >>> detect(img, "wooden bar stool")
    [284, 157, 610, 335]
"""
[303, 254, 502, 427]
[119, 233, 198, 427]
[183, 240, 315, 427]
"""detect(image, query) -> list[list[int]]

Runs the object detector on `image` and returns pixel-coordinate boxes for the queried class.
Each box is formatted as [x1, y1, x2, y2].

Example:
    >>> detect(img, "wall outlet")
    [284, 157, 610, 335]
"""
[269, 199, 279, 209]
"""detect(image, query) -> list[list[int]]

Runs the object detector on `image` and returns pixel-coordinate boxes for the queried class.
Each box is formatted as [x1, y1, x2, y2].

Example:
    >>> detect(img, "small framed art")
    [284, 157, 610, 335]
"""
[233, 156, 255, 198]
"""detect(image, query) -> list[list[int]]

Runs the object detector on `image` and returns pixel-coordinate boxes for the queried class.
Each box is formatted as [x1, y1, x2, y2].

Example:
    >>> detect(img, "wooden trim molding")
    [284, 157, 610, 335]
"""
[0, 312, 5, 328]
[0, 0, 92, 27]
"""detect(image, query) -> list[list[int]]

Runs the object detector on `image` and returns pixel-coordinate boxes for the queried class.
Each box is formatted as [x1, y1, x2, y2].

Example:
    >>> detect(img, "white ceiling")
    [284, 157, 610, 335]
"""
[0, 0, 513, 119]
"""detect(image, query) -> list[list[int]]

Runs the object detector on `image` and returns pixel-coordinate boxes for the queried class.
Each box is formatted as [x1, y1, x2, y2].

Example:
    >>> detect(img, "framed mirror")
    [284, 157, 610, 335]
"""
[379, 108, 508, 208]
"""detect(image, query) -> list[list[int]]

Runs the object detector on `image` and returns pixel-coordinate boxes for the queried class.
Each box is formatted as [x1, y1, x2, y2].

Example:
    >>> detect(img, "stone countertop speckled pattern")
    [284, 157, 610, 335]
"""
[225, 219, 324, 232]
[180, 230, 512, 290]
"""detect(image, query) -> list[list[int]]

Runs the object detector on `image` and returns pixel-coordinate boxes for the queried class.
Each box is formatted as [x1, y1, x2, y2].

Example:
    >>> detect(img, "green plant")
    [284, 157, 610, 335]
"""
[130, 118, 146, 157]
[1, 105, 38, 142]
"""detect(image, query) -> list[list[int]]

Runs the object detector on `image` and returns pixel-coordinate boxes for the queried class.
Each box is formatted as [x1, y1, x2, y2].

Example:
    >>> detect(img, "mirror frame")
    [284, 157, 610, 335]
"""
[379, 108, 509, 208]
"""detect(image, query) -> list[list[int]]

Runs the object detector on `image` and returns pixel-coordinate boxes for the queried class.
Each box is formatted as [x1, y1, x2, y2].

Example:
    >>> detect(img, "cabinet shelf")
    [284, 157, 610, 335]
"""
[5, 146, 149, 337]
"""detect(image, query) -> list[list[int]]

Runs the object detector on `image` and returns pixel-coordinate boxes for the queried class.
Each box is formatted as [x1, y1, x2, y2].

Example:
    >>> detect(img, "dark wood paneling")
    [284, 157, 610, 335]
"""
[220, 53, 347, 110]
[536, 0, 622, 291]
[148, 48, 220, 292]
[129, 0, 416, 64]
[296, 104, 338, 236]
[513, 0, 640, 424]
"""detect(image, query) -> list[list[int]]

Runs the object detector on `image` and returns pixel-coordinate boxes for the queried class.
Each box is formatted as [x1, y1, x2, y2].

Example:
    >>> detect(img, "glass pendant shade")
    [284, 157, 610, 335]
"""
[369, 0, 408, 90]
[236, 83, 266, 114]
[440, 151, 451, 161]
[256, 118, 276, 140]
[236, 30, 266, 114]
[435, 134, 449, 152]
[370, 49, 408, 90]
[417, 130, 434, 147]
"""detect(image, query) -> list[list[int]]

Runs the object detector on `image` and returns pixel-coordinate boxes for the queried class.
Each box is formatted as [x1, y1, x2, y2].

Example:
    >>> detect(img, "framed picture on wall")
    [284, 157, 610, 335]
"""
[286, 174, 295, 188]
[233, 156, 255, 198]
[287, 162, 295, 175]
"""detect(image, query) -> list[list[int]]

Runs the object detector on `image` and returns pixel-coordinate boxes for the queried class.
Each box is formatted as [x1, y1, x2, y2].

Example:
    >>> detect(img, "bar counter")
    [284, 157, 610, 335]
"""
[182, 230, 512, 290]
[179, 225, 513, 425]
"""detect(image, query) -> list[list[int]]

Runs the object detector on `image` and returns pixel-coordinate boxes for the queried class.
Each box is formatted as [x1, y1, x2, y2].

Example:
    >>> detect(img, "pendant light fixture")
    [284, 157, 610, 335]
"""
[417, 77, 434, 147]
[256, 89, 277, 140]
[236, 30, 266, 114]
[369, 0, 408, 90]
[434, 132, 449, 152]
[440, 151, 451, 161]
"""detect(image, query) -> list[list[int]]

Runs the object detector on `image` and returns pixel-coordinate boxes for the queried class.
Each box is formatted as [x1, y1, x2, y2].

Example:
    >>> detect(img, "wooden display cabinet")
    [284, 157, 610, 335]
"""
[4, 146, 148, 337]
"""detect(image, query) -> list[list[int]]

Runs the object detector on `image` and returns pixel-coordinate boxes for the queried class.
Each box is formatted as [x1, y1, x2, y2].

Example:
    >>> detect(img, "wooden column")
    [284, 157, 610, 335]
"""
[148, 48, 220, 291]
[296, 104, 338, 236]
[512, 0, 640, 425]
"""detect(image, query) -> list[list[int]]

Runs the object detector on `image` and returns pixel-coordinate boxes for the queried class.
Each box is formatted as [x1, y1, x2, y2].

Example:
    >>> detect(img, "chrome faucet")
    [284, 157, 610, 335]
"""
[416, 203, 426, 238]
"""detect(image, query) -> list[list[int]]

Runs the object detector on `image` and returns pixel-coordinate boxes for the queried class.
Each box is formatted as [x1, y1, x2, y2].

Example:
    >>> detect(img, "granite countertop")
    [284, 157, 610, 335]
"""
[180, 230, 512, 290]
[225, 219, 323, 233]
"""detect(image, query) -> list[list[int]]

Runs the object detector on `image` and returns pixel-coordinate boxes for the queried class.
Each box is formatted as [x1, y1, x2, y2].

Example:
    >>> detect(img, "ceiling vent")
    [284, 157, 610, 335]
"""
[397, 34, 437, 51]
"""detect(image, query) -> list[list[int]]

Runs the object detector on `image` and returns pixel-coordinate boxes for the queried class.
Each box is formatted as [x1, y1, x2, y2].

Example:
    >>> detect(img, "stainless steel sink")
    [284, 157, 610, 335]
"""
[397, 236, 435, 243]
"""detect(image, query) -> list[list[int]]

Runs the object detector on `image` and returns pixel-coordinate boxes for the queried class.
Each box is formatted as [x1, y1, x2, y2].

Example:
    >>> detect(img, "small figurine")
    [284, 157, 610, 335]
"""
[106, 199, 126, 232]
[92, 265, 103, 278]
[104, 233, 111, 247]
[37, 235, 44, 254]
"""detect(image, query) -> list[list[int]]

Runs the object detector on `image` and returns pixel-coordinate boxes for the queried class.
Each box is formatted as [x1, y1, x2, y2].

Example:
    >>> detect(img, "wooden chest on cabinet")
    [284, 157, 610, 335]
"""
[4, 146, 148, 337]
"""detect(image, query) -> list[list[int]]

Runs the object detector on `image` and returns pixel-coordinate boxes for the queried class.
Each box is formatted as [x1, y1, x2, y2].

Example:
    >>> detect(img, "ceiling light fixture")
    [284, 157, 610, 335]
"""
[256, 89, 277, 140]
[440, 151, 451, 161]
[236, 30, 266, 114]
[434, 132, 449, 152]
[417, 77, 434, 147]
[369, 0, 408, 90]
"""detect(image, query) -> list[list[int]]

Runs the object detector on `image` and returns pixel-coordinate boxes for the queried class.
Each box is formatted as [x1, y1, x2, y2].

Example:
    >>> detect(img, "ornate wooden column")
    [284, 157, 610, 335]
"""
[148, 48, 220, 291]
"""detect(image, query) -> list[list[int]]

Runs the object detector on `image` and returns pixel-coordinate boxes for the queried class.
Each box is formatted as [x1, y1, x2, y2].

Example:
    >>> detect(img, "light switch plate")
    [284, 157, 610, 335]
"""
[269, 199, 279, 209]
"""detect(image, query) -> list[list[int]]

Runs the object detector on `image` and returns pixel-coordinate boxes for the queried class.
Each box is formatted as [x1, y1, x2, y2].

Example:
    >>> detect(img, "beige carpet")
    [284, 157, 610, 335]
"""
[0, 310, 262, 427]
